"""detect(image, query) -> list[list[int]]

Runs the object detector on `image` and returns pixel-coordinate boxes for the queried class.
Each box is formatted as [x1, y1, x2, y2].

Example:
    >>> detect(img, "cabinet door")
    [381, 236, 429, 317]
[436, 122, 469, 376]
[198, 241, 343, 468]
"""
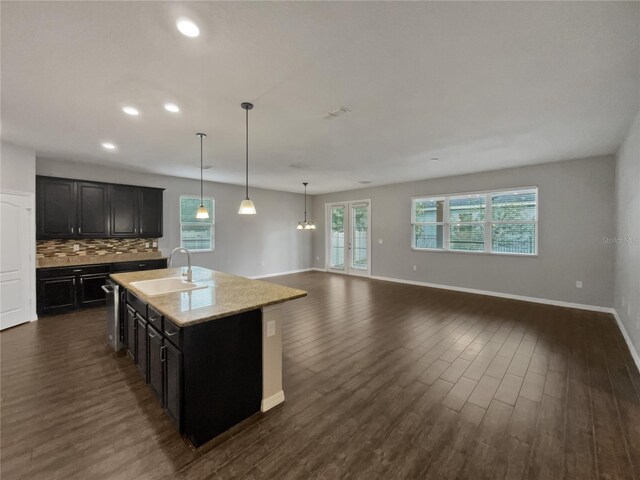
[139, 188, 163, 238]
[78, 273, 109, 308]
[164, 340, 182, 429]
[147, 326, 164, 405]
[77, 182, 109, 237]
[136, 315, 148, 381]
[125, 306, 137, 361]
[37, 276, 76, 315]
[36, 177, 77, 239]
[109, 185, 139, 237]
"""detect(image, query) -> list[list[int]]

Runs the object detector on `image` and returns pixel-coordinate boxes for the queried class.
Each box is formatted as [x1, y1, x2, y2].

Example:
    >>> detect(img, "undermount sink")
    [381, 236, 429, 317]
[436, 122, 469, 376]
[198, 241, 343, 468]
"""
[129, 277, 206, 296]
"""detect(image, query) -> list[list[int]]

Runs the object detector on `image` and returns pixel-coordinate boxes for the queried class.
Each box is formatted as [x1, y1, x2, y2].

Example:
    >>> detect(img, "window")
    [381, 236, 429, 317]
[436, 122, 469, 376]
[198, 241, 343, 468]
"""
[180, 196, 215, 252]
[412, 187, 537, 255]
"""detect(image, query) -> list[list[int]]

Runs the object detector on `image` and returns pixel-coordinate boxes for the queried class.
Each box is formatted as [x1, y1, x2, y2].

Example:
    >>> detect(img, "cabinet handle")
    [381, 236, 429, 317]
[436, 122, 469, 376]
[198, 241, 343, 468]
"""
[78, 227, 82, 234]
[165, 330, 178, 337]
[73, 269, 82, 272]
[149, 330, 157, 339]
[72, 278, 76, 286]
[138, 264, 146, 267]
[161, 346, 166, 362]
[71, 226, 74, 234]
[80, 278, 84, 286]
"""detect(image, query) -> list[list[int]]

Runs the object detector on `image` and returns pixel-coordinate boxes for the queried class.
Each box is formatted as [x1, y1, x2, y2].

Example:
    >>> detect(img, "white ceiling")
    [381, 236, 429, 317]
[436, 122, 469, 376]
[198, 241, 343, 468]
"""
[2, 1, 639, 194]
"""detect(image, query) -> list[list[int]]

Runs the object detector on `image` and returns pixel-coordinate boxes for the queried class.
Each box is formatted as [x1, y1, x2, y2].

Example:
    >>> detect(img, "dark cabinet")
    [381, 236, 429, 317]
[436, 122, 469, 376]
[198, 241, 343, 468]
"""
[125, 305, 136, 360]
[164, 341, 182, 428]
[36, 177, 77, 238]
[148, 325, 164, 405]
[77, 182, 109, 237]
[136, 315, 148, 381]
[78, 272, 110, 308]
[36, 176, 163, 239]
[109, 185, 139, 237]
[37, 276, 76, 314]
[140, 188, 163, 238]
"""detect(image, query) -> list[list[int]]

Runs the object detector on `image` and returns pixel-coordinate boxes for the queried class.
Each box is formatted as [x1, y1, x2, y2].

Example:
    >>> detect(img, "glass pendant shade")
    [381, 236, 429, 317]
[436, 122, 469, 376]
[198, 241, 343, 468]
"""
[297, 223, 304, 230]
[238, 198, 256, 215]
[196, 204, 209, 219]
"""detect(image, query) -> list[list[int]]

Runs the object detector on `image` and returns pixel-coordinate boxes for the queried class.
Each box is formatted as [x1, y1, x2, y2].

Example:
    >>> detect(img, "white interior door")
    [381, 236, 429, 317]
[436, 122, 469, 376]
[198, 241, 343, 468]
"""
[326, 200, 371, 277]
[1, 193, 33, 330]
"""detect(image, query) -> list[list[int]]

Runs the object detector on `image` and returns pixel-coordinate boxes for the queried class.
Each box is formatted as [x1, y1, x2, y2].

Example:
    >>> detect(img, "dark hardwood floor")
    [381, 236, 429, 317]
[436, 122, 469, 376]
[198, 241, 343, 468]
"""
[2, 271, 639, 479]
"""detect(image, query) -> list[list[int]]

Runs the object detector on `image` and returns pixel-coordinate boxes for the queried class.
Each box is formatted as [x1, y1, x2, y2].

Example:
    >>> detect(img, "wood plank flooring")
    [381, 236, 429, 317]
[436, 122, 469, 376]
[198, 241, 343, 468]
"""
[1, 271, 639, 479]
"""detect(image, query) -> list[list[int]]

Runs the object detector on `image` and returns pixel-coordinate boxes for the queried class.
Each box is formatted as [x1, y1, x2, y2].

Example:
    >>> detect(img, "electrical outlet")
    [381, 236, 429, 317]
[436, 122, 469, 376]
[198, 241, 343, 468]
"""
[575, 280, 582, 289]
[145, 242, 150, 248]
[413, 265, 417, 271]
[266, 320, 276, 337]
[73, 244, 80, 252]
[152, 241, 157, 248]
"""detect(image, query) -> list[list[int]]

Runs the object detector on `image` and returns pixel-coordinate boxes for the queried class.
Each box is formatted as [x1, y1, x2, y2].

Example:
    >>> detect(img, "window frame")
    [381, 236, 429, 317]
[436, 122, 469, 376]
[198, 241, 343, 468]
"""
[179, 195, 215, 253]
[411, 186, 538, 257]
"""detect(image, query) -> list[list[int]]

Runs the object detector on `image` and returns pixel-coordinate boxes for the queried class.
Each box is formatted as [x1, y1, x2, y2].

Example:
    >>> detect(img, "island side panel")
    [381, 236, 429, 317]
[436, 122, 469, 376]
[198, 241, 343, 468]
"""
[261, 304, 284, 411]
[182, 309, 262, 448]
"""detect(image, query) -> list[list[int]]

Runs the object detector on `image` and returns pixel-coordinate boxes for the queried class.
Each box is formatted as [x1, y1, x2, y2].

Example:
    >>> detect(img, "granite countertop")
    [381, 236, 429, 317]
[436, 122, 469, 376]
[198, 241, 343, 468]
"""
[37, 252, 166, 268]
[110, 266, 307, 327]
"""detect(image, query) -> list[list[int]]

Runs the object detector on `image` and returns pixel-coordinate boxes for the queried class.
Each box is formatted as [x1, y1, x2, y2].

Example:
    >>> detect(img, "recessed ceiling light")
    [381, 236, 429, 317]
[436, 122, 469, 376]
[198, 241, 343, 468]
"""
[429, 157, 439, 162]
[164, 103, 180, 113]
[358, 181, 372, 184]
[102, 142, 116, 150]
[289, 162, 307, 169]
[122, 106, 139, 116]
[177, 18, 199, 37]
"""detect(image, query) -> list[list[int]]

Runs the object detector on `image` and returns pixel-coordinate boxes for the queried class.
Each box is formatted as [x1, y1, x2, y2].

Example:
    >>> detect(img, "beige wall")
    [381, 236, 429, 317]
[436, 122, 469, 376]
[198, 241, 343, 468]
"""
[614, 111, 640, 359]
[1, 142, 36, 193]
[312, 156, 616, 308]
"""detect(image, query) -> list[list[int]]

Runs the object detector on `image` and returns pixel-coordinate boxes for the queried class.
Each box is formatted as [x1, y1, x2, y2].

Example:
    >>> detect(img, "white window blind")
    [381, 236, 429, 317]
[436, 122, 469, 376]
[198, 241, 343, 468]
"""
[411, 187, 537, 256]
[179, 196, 215, 252]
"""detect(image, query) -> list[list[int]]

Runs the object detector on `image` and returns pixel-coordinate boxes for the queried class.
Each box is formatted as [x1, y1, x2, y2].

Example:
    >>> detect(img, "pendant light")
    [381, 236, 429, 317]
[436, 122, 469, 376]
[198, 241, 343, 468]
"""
[195, 133, 209, 219]
[238, 102, 257, 215]
[297, 182, 315, 230]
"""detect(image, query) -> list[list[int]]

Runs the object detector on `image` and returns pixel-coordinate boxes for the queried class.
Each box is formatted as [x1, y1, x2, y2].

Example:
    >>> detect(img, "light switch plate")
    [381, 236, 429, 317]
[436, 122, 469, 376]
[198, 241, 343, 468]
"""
[152, 241, 157, 248]
[266, 320, 276, 337]
[576, 280, 583, 288]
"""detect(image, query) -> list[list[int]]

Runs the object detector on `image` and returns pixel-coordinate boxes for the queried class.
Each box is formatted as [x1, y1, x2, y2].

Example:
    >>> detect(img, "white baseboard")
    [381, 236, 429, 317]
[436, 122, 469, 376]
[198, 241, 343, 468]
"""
[250, 268, 314, 279]
[370, 274, 614, 314]
[261, 390, 285, 412]
[611, 309, 640, 373]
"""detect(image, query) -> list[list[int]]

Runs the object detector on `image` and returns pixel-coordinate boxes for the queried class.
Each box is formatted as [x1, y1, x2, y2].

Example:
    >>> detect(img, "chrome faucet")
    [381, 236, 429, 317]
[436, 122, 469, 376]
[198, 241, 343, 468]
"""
[168, 247, 193, 282]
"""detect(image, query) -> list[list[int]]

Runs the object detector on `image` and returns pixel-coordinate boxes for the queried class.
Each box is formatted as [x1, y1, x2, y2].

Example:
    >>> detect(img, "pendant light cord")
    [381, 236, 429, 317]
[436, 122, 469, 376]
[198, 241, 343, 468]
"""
[200, 134, 204, 204]
[245, 107, 249, 200]
[304, 183, 308, 222]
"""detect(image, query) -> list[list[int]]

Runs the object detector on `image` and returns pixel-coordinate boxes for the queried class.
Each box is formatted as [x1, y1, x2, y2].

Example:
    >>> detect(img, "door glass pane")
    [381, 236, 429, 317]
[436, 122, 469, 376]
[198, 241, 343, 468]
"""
[329, 206, 345, 269]
[351, 205, 368, 270]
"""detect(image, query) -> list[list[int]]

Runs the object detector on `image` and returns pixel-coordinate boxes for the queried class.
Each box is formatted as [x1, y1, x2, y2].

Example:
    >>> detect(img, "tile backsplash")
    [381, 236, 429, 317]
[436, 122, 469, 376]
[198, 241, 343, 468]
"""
[36, 238, 159, 259]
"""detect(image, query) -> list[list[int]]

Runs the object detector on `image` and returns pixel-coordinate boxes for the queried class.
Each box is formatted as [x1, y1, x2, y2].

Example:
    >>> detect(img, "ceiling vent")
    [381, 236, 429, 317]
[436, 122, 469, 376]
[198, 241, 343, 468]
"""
[322, 106, 351, 120]
[289, 162, 307, 169]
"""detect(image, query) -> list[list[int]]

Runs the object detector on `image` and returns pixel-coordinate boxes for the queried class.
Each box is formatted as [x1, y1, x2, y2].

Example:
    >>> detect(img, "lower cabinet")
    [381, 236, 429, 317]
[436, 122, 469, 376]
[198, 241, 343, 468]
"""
[147, 325, 164, 405]
[36, 259, 167, 316]
[79, 273, 110, 308]
[37, 276, 76, 315]
[136, 315, 148, 381]
[164, 341, 182, 428]
[125, 306, 136, 361]
[123, 290, 260, 448]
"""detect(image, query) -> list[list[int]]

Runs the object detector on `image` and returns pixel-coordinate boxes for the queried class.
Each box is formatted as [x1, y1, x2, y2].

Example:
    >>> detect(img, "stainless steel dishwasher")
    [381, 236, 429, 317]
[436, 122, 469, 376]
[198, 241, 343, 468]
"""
[102, 278, 123, 351]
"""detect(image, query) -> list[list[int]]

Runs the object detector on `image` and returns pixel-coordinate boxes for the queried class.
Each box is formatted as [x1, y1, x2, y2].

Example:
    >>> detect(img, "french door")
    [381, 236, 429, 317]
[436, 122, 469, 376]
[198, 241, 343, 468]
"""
[326, 200, 371, 277]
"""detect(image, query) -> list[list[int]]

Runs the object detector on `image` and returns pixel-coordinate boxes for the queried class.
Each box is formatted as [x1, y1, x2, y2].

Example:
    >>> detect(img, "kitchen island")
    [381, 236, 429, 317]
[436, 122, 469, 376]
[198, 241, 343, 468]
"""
[110, 266, 306, 448]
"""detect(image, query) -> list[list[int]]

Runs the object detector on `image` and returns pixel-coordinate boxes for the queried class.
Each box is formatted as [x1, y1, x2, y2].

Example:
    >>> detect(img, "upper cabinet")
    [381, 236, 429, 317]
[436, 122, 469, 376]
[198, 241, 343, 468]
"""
[110, 185, 140, 237]
[37, 177, 77, 238]
[140, 188, 163, 238]
[36, 176, 164, 239]
[78, 182, 109, 237]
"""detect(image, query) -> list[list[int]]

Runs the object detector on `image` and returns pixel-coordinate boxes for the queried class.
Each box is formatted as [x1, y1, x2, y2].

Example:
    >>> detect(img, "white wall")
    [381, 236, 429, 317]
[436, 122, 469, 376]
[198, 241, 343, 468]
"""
[1, 141, 37, 322]
[614, 111, 640, 362]
[36, 158, 313, 278]
[312, 156, 616, 308]
[1, 142, 36, 193]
